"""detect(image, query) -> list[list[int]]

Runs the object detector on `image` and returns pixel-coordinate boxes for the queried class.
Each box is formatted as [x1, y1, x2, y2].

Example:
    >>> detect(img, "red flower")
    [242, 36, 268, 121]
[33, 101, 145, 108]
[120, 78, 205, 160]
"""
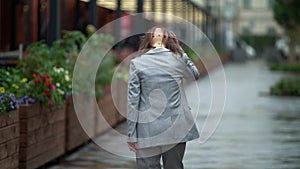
[50, 84, 56, 90]
[44, 90, 51, 98]
[44, 76, 52, 86]
[34, 79, 41, 84]
[49, 100, 54, 105]
[42, 75, 50, 81]
[32, 73, 38, 78]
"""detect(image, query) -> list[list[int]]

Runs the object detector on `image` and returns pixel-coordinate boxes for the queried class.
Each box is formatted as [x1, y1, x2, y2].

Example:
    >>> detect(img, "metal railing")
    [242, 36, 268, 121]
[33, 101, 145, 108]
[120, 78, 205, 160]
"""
[0, 44, 23, 65]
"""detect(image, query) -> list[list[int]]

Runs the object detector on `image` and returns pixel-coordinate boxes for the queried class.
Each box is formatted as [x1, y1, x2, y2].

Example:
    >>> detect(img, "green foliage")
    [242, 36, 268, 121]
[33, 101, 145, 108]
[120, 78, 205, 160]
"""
[273, 0, 300, 62]
[16, 31, 87, 106]
[0, 67, 32, 100]
[269, 61, 300, 96]
[241, 35, 277, 52]
[268, 62, 300, 72]
[69, 33, 117, 99]
[18, 31, 87, 76]
[0, 92, 18, 115]
[90, 34, 116, 99]
[3, 31, 116, 106]
[270, 76, 300, 96]
[0, 68, 22, 115]
[30, 73, 65, 106]
[96, 53, 116, 85]
[273, 0, 300, 30]
[18, 41, 51, 74]
[52, 30, 87, 73]
[0, 66, 69, 106]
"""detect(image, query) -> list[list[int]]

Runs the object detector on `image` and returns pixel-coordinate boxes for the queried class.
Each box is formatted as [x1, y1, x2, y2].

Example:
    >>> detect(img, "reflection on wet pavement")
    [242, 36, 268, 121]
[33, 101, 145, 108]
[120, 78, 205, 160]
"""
[185, 60, 300, 169]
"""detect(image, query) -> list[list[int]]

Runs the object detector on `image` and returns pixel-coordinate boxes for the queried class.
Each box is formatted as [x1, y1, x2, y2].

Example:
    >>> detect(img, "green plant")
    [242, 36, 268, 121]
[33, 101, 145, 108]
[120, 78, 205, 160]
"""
[30, 72, 65, 106]
[16, 31, 87, 106]
[75, 33, 116, 99]
[270, 76, 300, 96]
[268, 62, 300, 73]
[0, 66, 69, 106]
[0, 92, 19, 115]
[95, 51, 116, 98]
[18, 41, 51, 74]
[17, 44, 69, 106]
[0, 67, 35, 104]
[18, 31, 86, 76]
[51, 67, 71, 95]
[241, 35, 276, 52]
[51, 31, 87, 73]
[273, 0, 300, 62]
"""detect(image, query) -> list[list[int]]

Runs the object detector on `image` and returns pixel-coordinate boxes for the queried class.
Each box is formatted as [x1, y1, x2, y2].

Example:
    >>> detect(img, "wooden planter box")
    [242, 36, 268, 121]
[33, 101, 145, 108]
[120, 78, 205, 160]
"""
[19, 103, 66, 169]
[0, 110, 19, 169]
[111, 80, 127, 123]
[220, 54, 230, 64]
[96, 85, 119, 135]
[65, 95, 96, 151]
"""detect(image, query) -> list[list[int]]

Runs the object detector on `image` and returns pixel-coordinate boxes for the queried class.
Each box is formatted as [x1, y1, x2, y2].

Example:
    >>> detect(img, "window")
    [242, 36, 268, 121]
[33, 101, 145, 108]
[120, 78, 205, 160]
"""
[243, 0, 252, 9]
[267, 27, 277, 35]
[242, 27, 251, 35]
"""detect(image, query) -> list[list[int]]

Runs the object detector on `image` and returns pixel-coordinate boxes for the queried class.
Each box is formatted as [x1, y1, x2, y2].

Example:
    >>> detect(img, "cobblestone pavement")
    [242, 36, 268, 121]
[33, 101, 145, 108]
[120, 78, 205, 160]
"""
[48, 59, 300, 169]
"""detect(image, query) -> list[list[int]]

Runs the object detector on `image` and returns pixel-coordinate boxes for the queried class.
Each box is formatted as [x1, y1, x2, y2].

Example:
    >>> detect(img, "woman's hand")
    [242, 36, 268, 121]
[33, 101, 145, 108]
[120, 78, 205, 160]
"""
[170, 32, 180, 46]
[127, 142, 138, 153]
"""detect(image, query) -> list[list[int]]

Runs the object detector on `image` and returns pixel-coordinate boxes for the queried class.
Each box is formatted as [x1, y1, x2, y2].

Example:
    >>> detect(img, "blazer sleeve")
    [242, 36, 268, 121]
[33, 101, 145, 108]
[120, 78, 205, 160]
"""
[127, 60, 140, 142]
[181, 53, 200, 80]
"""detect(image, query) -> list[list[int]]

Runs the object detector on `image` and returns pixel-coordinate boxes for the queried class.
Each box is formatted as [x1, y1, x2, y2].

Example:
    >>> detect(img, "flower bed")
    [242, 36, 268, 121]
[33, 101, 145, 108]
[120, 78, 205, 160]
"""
[19, 103, 66, 169]
[0, 31, 122, 168]
[0, 110, 19, 169]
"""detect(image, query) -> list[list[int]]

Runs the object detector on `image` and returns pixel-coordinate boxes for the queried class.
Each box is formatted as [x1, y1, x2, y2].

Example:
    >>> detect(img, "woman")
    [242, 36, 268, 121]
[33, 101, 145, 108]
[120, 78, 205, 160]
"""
[127, 27, 199, 169]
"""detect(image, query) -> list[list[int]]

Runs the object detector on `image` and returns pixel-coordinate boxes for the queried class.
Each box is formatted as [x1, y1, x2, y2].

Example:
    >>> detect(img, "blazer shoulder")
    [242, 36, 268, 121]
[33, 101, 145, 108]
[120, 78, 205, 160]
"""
[130, 57, 140, 64]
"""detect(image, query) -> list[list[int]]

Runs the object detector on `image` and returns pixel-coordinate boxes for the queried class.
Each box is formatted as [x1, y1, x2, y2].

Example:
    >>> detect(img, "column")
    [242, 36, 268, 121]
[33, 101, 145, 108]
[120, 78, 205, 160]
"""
[115, 0, 122, 40]
[89, 0, 98, 27]
[49, 0, 60, 45]
[137, 0, 143, 13]
[10, 0, 17, 50]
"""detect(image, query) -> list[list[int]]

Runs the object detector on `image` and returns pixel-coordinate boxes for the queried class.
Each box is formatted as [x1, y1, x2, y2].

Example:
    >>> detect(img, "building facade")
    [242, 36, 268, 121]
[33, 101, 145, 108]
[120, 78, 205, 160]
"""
[1, 0, 217, 53]
[237, 0, 283, 35]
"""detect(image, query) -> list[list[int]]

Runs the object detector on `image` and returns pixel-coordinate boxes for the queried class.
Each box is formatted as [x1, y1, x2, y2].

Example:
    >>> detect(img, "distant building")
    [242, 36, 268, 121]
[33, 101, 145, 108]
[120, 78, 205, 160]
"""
[192, 0, 283, 36]
[237, 0, 283, 36]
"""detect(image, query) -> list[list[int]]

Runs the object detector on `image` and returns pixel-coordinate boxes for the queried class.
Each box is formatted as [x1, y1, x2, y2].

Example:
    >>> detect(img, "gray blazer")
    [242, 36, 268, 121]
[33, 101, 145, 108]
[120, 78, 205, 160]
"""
[127, 47, 199, 149]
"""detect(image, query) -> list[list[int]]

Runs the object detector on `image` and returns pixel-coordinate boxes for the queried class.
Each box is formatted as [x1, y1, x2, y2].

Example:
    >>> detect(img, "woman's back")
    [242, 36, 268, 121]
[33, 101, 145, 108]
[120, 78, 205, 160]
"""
[128, 47, 199, 149]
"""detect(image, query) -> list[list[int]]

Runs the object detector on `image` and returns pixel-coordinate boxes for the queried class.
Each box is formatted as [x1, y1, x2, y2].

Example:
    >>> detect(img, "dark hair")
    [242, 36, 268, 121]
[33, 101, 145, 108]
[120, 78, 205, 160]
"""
[139, 27, 183, 56]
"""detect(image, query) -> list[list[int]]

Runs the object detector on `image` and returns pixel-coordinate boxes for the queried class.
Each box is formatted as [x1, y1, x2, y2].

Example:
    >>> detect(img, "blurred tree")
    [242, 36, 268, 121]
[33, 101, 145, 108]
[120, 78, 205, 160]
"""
[273, 0, 300, 62]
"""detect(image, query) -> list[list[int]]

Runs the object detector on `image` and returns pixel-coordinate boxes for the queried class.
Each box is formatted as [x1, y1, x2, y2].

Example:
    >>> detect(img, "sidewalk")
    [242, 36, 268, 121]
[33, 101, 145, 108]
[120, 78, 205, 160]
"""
[48, 59, 300, 169]
[48, 123, 136, 169]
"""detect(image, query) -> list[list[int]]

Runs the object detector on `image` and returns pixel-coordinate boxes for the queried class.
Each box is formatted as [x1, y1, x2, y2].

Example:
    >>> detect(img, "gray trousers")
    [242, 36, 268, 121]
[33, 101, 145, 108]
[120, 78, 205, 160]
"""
[136, 143, 186, 169]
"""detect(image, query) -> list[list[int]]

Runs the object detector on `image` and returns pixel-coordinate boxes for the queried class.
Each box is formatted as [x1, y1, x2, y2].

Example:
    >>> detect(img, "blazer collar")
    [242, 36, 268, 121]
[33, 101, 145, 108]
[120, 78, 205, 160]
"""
[144, 47, 171, 55]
